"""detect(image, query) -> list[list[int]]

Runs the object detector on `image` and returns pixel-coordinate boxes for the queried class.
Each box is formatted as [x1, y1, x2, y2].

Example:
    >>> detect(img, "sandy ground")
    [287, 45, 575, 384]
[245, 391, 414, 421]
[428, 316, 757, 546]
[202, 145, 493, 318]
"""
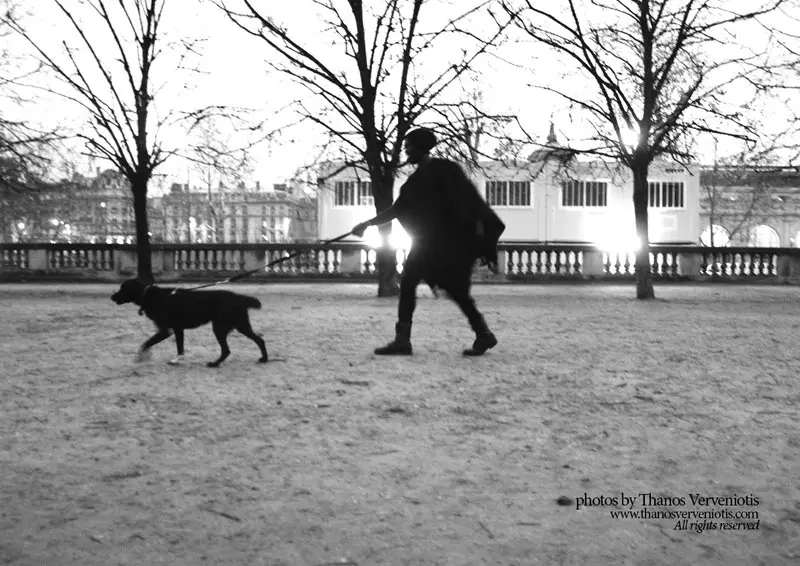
[0, 282, 798, 566]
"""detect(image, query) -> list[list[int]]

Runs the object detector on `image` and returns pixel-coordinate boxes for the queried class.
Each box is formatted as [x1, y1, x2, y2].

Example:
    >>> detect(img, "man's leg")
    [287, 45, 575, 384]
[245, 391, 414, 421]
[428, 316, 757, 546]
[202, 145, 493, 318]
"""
[445, 266, 497, 356]
[374, 258, 422, 355]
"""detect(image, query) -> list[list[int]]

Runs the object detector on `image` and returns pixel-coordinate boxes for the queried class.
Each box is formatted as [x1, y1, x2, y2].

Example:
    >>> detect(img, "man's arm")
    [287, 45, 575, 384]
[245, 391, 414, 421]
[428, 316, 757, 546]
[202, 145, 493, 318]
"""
[367, 206, 399, 227]
[351, 205, 399, 236]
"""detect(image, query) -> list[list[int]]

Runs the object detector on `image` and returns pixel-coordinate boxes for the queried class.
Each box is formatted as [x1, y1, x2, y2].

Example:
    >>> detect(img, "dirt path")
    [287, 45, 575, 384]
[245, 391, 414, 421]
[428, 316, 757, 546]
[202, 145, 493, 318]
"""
[0, 283, 797, 565]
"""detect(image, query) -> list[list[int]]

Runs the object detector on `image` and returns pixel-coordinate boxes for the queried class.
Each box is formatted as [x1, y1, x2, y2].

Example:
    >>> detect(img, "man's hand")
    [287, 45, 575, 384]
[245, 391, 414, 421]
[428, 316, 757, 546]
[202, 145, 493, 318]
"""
[351, 221, 369, 237]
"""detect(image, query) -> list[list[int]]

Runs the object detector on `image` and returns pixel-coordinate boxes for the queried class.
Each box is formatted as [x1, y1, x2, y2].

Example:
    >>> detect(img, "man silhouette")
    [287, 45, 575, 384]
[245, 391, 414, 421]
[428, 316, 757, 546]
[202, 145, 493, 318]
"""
[352, 127, 505, 356]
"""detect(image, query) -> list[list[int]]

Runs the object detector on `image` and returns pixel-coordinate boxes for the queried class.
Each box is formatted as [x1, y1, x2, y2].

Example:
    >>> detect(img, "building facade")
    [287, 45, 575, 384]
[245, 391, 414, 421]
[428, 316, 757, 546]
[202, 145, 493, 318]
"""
[317, 138, 702, 251]
[1, 171, 318, 244]
[699, 167, 800, 248]
[157, 181, 318, 244]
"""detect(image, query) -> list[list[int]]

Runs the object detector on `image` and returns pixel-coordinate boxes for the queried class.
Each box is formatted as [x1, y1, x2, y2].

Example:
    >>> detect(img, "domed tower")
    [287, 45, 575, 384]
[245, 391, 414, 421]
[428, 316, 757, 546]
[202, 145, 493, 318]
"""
[528, 122, 575, 164]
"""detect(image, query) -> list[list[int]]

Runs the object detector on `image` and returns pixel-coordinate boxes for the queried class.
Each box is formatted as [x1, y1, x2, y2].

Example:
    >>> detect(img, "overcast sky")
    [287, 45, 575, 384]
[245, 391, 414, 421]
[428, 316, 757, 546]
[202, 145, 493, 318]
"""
[8, 0, 798, 192]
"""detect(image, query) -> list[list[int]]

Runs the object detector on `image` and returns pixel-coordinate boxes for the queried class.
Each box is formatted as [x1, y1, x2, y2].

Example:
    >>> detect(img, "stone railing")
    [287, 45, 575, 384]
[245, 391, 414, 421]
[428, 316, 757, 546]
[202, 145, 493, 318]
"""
[2, 241, 800, 283]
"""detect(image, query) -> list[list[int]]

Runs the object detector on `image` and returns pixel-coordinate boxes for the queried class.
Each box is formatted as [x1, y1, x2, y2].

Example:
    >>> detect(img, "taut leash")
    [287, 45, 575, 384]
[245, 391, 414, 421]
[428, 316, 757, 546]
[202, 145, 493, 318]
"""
[178, 231, 354, 292]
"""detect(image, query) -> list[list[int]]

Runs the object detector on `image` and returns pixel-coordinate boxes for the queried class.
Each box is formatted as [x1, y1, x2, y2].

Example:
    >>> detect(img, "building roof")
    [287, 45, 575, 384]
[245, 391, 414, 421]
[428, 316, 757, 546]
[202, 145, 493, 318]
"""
[699, 166, 800, 189]
[527, 122, 576, 163]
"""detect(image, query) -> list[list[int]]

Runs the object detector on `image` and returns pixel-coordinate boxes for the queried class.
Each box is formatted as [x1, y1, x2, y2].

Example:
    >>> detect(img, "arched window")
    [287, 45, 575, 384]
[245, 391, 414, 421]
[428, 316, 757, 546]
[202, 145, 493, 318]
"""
[748, 225, 780, 247]
[700, 225, 730, 247]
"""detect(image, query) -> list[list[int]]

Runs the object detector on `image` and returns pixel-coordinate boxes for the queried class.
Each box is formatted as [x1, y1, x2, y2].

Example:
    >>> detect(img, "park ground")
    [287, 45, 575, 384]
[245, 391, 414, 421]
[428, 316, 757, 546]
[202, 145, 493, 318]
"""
[0, 282, 798, 566]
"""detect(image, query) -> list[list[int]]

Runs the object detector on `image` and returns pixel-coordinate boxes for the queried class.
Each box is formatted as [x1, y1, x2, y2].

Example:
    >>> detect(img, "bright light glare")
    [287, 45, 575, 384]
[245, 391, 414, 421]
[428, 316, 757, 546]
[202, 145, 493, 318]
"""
[622, 127, 640, 148]
[362, 225, 413, 250]
[595, 232, 641, 253]
[389, 226, 412, 250]
[363, 225, 383, 249]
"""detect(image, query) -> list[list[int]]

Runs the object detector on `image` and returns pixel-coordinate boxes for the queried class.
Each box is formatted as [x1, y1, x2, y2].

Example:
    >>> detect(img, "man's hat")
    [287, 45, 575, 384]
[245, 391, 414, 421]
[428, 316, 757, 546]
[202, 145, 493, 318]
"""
[404, 128, 437, 153]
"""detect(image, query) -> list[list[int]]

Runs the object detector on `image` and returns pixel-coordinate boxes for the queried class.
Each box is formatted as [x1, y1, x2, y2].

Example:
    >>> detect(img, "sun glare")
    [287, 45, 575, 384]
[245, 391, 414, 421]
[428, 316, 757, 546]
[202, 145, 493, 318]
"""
[363, 226, 383, 249]
[595, 224, 641, 253]
[622, 127, 640, 148]
[362, 225, 413, 250]
[389, 226, 412, 250]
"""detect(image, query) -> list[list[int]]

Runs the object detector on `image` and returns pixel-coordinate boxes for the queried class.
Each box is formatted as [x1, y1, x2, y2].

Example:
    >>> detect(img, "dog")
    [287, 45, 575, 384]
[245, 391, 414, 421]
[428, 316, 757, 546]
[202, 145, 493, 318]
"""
[111, 278, 269, 367]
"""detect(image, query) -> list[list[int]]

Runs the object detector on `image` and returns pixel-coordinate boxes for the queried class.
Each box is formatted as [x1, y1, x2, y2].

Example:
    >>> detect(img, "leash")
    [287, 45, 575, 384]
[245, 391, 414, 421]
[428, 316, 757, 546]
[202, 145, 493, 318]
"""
[178, 231, 355, 292]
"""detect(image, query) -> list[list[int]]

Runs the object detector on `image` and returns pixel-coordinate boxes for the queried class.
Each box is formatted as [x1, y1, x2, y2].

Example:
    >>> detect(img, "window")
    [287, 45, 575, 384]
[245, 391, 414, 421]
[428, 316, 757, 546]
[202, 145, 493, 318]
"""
[485, 180, 531, 207]
[648, 181, 684, 208]
[561, 180, 608, 207]
[335, 180, 373, 206]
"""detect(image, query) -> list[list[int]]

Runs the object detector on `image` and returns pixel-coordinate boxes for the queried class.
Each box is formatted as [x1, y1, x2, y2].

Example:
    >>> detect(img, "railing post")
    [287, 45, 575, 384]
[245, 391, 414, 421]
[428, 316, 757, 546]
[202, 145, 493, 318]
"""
[151, 249, 165, 276]
[243, 249, 265, 272]
[582, 248, 606, 278]
[777, 252, 800, 284]
[339, 247, 363, 275]
[496, 249, 508, 275]
[678, 250, 704, 279]
[28, 249, 48, 271]
[116, 248, 138, 276]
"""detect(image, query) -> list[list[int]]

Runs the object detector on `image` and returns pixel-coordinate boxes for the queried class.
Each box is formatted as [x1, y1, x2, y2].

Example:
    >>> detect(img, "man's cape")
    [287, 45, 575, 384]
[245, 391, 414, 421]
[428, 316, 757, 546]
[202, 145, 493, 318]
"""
[437, 159, 506, 272]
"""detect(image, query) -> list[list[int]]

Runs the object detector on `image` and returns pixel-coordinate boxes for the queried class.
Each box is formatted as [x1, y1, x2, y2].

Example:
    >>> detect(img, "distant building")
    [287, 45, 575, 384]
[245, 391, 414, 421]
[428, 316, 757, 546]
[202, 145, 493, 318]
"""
[317, 126, 702, 251]
[1, 169, 318, 244]
[160, 180, 318, 244]
[698, 166, 800, 247]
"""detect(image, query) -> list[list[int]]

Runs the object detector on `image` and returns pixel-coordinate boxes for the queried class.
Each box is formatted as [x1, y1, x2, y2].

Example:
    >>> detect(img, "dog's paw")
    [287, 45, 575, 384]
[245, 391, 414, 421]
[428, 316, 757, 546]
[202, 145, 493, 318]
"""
[206, 361, 220, 368]
[257, 356, 269, 364]
[134, 349, 152, 363]
[167, 355, 184, 366]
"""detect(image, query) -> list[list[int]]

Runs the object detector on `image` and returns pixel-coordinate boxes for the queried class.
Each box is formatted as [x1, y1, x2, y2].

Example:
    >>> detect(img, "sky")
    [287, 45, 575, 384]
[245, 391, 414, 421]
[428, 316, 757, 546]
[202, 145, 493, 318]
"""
[7, 0, 799, 193]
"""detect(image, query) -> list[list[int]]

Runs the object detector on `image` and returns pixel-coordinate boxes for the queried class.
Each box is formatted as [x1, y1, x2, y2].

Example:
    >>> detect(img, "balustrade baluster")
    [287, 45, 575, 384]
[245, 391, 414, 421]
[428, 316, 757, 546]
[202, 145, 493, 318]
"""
[322, 249, 331, 273]
[764, 254, 774, 276]
[362, 250, 371, 273]
[749, 253, 759, 276]
[554, 251, 563, 274]
[611, 252, 621, 276]
[623, 252, 633, 275]
[719, 253, 728, 277]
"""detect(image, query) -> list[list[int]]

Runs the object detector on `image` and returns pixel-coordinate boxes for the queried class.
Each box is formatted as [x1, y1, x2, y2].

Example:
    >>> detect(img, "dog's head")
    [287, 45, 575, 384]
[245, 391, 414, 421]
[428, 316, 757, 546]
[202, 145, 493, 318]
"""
[111, 278, 150, 305]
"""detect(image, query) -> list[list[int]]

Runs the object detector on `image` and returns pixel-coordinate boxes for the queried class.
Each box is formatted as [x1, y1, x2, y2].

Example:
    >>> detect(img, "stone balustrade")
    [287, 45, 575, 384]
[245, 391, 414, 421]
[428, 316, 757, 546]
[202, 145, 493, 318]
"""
[3, 241, 800, 284]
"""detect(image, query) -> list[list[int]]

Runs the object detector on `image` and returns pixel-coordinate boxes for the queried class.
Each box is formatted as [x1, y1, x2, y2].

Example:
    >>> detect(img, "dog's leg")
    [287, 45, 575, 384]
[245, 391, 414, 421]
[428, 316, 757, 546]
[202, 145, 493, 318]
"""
[207, 321, 232, 368]
[168, 328, 185, 365]
[136, 329, 171, 362]
[235, 315, 268, 363]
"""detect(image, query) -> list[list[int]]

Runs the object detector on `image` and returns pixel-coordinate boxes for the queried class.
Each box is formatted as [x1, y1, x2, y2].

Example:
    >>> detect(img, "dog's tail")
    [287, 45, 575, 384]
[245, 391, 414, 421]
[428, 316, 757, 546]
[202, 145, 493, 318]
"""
[241, 296, 262, 310]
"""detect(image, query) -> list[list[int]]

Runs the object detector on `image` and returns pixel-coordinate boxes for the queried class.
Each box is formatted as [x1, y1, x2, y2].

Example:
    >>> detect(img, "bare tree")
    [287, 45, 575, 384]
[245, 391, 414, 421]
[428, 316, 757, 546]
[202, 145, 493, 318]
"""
[216, 0, 512, 296]
[3, 0, 212, 281]
[503, 0, 788, 299]
[0, 1, 63, 205]
[427, 83, 532, 173]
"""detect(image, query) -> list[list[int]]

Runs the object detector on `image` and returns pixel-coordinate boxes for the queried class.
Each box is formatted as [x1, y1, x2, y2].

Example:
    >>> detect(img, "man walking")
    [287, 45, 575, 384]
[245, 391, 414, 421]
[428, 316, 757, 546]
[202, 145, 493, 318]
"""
[351, 127, 505, 356]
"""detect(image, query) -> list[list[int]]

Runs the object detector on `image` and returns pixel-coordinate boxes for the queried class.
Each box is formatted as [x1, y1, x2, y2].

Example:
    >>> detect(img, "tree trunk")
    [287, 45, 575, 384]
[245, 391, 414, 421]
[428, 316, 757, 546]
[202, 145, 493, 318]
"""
[376, 224, 399, 296]
[632, 160, 654, 300]
[373, 175, 399, 297]
[131, 176, 154, 283]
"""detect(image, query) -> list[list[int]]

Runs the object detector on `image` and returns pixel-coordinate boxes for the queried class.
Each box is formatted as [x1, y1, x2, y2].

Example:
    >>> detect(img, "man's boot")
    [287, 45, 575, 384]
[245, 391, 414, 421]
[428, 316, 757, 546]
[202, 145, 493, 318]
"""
[463, 331, 498, 356]
[374, 322, 413, 355]
[462, 311, 497, 356]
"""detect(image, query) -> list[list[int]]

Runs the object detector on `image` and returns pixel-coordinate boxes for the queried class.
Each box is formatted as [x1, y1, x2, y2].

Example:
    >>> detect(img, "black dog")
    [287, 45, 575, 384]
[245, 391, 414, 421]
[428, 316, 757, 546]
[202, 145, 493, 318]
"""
[111, 278, 268, 367]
